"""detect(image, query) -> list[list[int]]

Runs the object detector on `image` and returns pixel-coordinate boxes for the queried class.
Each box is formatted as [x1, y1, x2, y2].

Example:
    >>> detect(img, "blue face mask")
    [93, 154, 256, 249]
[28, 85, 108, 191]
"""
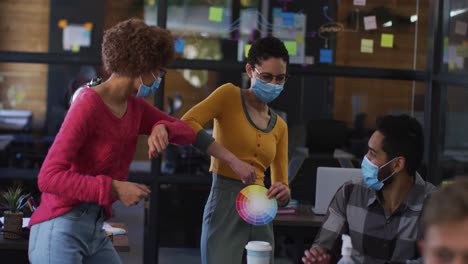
[252, 78, 284, 103]
[361, 156, 397, 190]
[136, 73, 161, 97]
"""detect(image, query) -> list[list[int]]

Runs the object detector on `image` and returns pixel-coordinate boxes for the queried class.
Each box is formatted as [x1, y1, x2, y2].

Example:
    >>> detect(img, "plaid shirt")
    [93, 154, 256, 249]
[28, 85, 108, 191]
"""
[313, 174, 436, 264]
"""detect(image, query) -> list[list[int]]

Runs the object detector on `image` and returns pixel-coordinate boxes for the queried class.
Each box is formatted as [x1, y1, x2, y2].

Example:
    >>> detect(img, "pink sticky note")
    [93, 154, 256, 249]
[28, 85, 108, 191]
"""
[364, 16, 377, 30]
[354, 0, 366, 6]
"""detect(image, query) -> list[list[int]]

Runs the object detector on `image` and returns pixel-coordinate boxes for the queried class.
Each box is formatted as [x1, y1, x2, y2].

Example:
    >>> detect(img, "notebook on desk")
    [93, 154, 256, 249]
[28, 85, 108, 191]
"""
[311, 167, 362, 215]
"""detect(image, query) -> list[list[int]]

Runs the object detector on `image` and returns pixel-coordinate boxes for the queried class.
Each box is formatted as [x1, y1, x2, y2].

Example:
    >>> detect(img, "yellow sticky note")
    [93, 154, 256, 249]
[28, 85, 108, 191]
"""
[84, 22, 93, 31]
[284, 41, 297, 55]
[71, 44, 80, 52]
[295, 34, 305, 43]
[381, 33, 394, 48]
[360, 39, 374, 53]
[209, 7, 223, 22]
[456, 45, 468, 57]
[58, 19, 67, 29]
[245, 44, 251, 58]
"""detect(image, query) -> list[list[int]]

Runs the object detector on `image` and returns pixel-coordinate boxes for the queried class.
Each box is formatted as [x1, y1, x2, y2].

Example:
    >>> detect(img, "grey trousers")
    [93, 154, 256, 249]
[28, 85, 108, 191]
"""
[200, 173, 274, 264]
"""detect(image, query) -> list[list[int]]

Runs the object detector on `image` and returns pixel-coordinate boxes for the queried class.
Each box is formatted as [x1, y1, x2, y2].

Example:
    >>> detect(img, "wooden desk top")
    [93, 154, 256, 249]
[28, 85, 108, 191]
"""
[274, 205, 325, 227]
[0, 222, 129, 252]
[108, 222, 130, 252]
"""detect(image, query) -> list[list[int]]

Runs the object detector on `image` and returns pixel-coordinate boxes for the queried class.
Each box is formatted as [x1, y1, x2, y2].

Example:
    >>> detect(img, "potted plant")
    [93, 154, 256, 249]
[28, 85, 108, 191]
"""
[1, 185, 29, 239]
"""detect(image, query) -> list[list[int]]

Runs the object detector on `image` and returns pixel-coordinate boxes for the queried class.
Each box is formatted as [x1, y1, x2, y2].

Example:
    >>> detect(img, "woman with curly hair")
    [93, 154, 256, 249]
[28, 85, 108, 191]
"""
[28, 19, 195, 264]
[182, 36, 291, 264]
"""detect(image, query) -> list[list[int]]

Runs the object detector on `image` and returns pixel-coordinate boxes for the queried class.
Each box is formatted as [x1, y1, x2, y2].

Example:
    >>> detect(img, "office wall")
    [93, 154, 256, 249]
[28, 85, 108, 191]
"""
[0, 0, 50, 129]
[334, 0, 428, 127]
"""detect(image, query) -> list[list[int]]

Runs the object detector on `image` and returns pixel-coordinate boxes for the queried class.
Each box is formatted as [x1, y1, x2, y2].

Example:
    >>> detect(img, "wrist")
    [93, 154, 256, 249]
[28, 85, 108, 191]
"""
[111, 180, 121, 196]
[226, 153, 237, 166]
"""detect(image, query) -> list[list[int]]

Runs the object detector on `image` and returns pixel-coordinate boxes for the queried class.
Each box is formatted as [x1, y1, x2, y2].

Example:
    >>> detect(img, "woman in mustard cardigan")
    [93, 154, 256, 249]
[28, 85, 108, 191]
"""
[182, 36, 291, 264]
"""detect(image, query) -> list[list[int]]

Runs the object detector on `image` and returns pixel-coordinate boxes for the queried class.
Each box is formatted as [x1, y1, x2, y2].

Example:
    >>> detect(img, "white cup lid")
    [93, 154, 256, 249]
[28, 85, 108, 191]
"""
[245, 241, 272, 252]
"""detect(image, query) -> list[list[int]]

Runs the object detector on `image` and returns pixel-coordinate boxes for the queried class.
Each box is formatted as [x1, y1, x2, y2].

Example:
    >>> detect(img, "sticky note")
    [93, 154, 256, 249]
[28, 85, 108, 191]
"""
[71, 44, 80, 52]
[320, 49, 333, 64]
[353, 0, 366, 6]
[282, 12, 295, 26]
[364, 16, 377, 30]
[304, 56, 314, 65]
[455, 20, 467, 36]
[360, 39, 374, 53]
[284, 41, 297, 55]
[381, 33, 394, 48]
[82, 30, 91, 39]
[456, 45, 468, 57]
[175, 38, 185, 53]
[58, 19, 67, 29]
[209, 7, 223, 22]
[273, 8, 282, 17]
[455, 56, 464, 68]
[245, 44, 251, 58]
[295, 34, 305, 43]
[84, 22, 93, 31]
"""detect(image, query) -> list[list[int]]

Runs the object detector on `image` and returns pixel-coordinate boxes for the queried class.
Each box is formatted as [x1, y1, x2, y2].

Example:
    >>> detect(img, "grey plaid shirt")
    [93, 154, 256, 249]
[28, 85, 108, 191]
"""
[313, 174, 436, 264]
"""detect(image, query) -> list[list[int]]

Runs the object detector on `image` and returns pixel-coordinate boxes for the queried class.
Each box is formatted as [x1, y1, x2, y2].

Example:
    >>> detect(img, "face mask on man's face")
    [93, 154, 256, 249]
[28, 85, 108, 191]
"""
[361, 156, 397, 190]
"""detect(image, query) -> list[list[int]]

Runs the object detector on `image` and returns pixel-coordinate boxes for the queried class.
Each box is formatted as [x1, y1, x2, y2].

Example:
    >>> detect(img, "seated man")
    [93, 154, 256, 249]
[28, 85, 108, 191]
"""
[420, 177, 468, 264]
[302, 115, 436, 264]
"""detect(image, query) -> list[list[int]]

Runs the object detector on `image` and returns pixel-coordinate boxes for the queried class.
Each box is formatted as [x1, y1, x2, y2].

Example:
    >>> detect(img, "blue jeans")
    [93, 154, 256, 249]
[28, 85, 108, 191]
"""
[28, 203, 121, 264]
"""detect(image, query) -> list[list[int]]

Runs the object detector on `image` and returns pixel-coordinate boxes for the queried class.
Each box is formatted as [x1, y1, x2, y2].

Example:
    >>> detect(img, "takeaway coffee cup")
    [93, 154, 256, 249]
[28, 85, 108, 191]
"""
[245, 241, 272, 264]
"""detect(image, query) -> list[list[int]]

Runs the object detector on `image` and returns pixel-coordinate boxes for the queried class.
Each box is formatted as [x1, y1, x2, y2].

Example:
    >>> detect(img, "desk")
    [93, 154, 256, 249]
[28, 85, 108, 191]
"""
[274, 205, 325, 227]
[0, 223, 129, 264]
[274, 205, 325, 263]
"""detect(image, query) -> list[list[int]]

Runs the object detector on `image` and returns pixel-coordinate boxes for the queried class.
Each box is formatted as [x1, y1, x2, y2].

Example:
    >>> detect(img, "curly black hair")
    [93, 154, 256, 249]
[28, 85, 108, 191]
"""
[376, 114, 424, 177]
[102, 18, 175, 77]
[247, 36, 289, 68]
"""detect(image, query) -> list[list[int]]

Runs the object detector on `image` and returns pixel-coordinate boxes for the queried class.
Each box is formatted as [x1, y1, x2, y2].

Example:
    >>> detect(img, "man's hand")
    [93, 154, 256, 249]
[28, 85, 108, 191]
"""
[111, 180, 151, 206]
[267, 182, 290, 206]
[148, 124, 169, 159]
[228, 158, 256, 185]
[302, 247, 331, 264]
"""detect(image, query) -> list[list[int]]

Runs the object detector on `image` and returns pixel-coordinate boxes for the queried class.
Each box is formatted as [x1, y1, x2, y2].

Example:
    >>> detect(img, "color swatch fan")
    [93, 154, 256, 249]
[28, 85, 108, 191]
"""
[236, 185, 278, 225]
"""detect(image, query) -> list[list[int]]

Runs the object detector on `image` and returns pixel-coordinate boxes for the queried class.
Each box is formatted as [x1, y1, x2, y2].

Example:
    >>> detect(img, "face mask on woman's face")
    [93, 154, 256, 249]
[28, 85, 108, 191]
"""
[361, 156, 397, 190]
[252, 78, 284, 103]
[136, 73, 161, 97]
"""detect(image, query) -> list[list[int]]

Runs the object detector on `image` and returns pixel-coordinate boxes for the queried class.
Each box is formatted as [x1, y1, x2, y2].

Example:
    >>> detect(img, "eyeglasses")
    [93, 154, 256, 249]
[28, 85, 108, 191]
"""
[254, 68, 289, 84]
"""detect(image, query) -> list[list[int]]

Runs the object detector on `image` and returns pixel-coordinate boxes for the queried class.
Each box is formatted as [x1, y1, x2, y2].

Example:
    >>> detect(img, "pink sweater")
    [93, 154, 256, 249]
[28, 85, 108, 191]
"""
[29, 88, 195, 227]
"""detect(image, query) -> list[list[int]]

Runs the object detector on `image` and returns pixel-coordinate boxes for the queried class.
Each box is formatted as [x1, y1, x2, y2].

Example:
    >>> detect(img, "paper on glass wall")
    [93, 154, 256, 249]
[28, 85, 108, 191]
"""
[209, 7, 223, 22]
[360, 39, 374, 53]
[364, 16, 377, 30]
[381, 34, 394, 48]
[353, 0, 366, 6]
[63, 24, 91, 51]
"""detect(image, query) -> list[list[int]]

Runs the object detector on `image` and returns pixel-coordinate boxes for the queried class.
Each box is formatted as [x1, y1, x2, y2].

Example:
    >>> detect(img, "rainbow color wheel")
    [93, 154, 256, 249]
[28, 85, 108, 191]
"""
[236, 185, 278, 225]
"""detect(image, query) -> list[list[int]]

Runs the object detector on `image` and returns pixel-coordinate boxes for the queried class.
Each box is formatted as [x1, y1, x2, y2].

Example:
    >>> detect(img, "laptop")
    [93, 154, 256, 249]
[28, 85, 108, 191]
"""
[312, 167, 362, 215]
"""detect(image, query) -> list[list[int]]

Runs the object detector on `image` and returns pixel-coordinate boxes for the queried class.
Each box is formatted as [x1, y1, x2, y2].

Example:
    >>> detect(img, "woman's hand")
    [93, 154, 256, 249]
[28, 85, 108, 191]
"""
[267, 182, 290, 206]
[111, 180, 151, 206]
[148, 124, 169, 159]
[228, 158, 257, 185]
